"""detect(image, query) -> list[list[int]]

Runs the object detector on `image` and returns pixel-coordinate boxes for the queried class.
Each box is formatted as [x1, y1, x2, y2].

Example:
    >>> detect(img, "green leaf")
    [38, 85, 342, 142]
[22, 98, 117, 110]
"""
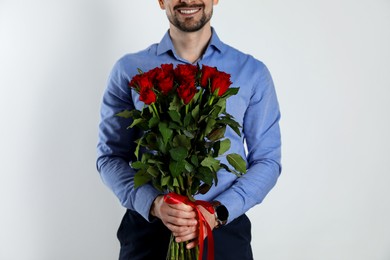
[116, 109, 141, 119]
[147, 166, 160, 178]
[218, 139, 231, 155]
[198, 183, 212, 195]
[157, 137, 167, 154]
[220, 163, 232, 172]
[129, 118, 146, 128]
[213, 139, 231, 156]
[183, 113, 193, 127]
[201, 156, 220, 172]
[195, 166, 214, 186]
[210, 105, 223, 118]
[169, 94, 181, 111]
[148, 116, 160, 128]
[192, 89, 202, 103]
[152, 178, 163, 192]
[131, 161, 146, 170]
[222, 111, 234, 119]
[168, 122, 181, 130]
[198, 115, 208, 125]
[134, 137, 143, 160]
[140, 152, 152, 163]
[169, 147, 188, 161]
[134, 171, 152, 188]
[184, 160, 195, 173]
[177, 175, 185, 189]
[221, 87, 239, 98]
[212, 87, 220, 97]
[218, 117, 240, 128]
[173, 135, 191, 149]
[169, 161, 186, 178]
[168, 183, 174, 192]
[183, 130, 195, 139]
[204, 118, 216, 136]
[191, 178, 201, 195]
[218, 117, 242, 137]
[220, 164, 244, 177]
[145, 133, 158, 150]
[161, 175, 171, 186]
[191, 104, 200, 121]
[227, 153, 247, 174]
[147, 158, 160, 165]
[230, 125, 242, 137]
[215, 99, 226, 112]
[173, 177, 180, 187]
[207, 126, 226, 142]
[168, 110, 182, 124]
[191, 155, 199, 167]
[146, 106, 155, 117]
[159, 122, 173, 144]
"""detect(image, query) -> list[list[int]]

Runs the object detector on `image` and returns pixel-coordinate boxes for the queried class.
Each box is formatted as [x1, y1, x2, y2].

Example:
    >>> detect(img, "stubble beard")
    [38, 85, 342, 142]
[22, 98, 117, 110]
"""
[169, 5, 213, 32]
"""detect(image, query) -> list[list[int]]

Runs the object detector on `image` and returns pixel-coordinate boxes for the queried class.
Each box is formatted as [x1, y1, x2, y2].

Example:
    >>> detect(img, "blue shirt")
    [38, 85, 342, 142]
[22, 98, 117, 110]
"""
[97, 29, 281, 223]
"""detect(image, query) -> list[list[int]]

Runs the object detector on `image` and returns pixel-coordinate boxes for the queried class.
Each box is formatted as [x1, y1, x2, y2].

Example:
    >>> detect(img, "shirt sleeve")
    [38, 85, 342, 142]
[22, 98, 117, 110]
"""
[96, 60, 161, 221]
[214, 64, 282, 223]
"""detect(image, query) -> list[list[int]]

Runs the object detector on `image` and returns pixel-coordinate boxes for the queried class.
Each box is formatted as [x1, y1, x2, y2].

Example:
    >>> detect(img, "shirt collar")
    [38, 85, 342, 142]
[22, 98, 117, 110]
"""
[156, 27, 226, 57]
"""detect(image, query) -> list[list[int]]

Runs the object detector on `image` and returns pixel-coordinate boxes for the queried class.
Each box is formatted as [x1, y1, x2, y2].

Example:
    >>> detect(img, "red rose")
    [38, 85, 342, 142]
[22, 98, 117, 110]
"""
[210, 71, 232, 96]
[139, 87, 156, 105]
[129, 74, 141, 89]
[200, 65, 218, 88]
[155, 64, 174, 95]
[129, 73, 154, 91]
[145, 67, 159, 81]
[174, 64, 198, 86]
[177, 83, 197, 105]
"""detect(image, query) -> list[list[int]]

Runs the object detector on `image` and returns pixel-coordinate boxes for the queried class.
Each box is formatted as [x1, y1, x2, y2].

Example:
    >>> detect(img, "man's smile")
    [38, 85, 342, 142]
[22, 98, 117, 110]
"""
[174, 4, 204, 17]
[177, 8, 201, 15]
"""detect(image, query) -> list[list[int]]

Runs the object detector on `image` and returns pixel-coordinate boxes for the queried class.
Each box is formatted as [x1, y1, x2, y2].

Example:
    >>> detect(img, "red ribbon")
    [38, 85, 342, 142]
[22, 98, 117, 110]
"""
[164, 192, 215, 260]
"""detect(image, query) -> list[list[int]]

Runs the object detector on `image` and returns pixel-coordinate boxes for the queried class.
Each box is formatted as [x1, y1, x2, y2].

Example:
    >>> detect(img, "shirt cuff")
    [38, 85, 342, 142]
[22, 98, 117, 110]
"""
[133, 184, 162, 222]
[213, 191, 248, 224]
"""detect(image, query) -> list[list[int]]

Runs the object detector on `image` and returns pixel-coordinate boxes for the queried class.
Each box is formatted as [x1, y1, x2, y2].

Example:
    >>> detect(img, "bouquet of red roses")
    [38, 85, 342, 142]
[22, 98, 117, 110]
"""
[117, 64, 246, 260]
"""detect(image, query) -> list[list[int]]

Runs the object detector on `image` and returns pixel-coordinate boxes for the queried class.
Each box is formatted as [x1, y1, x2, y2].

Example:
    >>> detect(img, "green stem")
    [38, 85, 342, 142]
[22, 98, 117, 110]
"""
[186, 189, 195, 202]
[175, 240, 179, 259]
[175, 186, 181, 196]
[195, 245, 199, 260]
[169, 235, 175, 260]
[178, 175, 185, 193]
[187, 250, 191, 260]
[180, 242, 184, 260]
[208, 95, 215, 106]
[151, 103, 160, 119]
[186, 242, 191, 260]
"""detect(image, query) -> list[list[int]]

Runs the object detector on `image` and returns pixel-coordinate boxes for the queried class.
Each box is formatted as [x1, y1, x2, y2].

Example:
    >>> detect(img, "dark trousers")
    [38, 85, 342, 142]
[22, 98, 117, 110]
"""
[117, 209, 253, 260]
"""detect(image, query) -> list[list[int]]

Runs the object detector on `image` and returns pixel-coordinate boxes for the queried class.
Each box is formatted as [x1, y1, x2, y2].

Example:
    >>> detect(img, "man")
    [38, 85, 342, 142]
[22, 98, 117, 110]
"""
[97, 0, 281, 259]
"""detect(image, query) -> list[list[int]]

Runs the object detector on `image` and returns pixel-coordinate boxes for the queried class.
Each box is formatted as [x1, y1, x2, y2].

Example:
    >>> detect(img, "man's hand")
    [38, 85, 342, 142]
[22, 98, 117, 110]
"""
[184, 205, 217, 249]
[150, 196, 218, 249]
[150, 195, 198, 244]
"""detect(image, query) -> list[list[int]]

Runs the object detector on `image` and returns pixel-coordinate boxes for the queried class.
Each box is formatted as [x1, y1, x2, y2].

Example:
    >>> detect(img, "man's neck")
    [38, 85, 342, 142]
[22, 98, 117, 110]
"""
[169, 25, 212, 64]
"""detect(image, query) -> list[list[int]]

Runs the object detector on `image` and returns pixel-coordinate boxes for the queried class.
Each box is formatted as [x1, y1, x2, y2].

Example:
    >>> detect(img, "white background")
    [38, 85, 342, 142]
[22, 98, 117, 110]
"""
[1, 0, 389, 259]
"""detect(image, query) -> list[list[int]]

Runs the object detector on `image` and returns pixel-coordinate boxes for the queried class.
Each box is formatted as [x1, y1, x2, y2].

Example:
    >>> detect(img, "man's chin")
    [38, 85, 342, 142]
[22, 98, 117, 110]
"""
[174, 20, 208, 33]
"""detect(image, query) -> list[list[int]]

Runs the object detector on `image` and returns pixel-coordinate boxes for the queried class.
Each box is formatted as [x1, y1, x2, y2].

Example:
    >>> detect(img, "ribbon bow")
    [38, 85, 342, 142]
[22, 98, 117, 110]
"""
[164, 192, 215, 260]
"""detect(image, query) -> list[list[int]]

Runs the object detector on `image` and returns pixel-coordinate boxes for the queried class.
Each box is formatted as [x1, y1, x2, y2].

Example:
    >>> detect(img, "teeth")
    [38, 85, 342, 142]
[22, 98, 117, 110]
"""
[180, 9, 198, 14]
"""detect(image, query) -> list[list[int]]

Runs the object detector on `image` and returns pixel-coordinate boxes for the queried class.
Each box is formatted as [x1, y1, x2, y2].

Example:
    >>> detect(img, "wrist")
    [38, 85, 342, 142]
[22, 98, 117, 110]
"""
[211, 201, 229, 228]
[150, 195, 163, 218]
